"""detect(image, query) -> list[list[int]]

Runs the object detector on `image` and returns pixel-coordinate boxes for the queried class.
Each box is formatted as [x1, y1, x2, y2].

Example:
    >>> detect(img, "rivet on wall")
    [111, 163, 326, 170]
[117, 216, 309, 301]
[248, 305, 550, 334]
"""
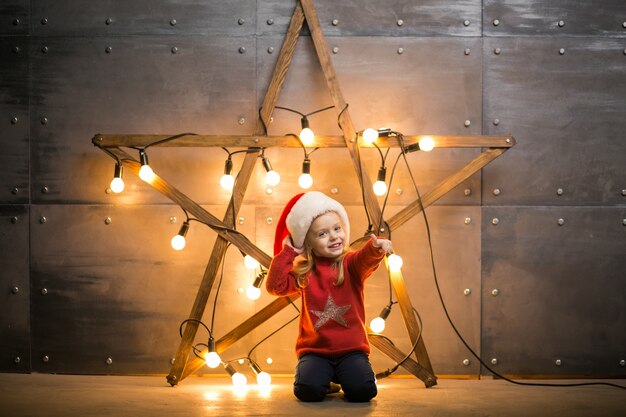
[330, 187, 338, 194]
[105, 46, 112, 54]
[12, 46, 21, 53]
[395, 188, 403, 195]
[238, 116, 246, 125]
[237, 287, 244, 294]
[267, 46, 274, 54]
[41, 46, 49, 54]
[106, 357, 113, 365]
[13, 18, 20, 25]
[267, 19, 274, 26]
[105, 18, 113, 25]
[10, 216, 18, 223]
[493, 188, 500, 196]
[491, 288, 499, 296]
[622, 219, 626, 226]
[238, 18, 245, 25]
[238, 46, 246, 54]
[491, 358, 498, 365]
[397, 47, 404, 55]
[555, 359, 562, 366]
[41, 288, 48, 295]
[41, 186, 49, 194]
[40, 216, 47, 224]
[41, 18, 48, 25]
[494, 47, 501, 55]
[41, 117, 48, 125]
[493, 118, 500, 126]
[621, 189, 626, 196]
[464, 120, 471, 127]
[557, 218, 565, 226]
[170, 357, 176, 365]
[620, 359, 625, 367]
[558, 20, 565, 28]
[11, 286, 19, 294]
[237, 217, 245, 225]
[622, 22, 626, 29]
[104, 217, 112, 225]
[493, 19, 500, 27]
[464, 188, 471, 196]
[11, 116, 18, 124]
[559, 48, 566, 55]
[266, 217, 273, 224]
[42, 355, 50, 363]
[463, 288, 471, 296]
[464, 217, 471, 225]
[462, 359, 471, 366]
[171, 46, 179, 54]
[14, 356, 21, 364]
[332, 46, 339, 54]
[464, 48, 471, 56]
[332, 19, 339, 26]
[170, 216, 178, 224]
[265, 187, 273, 195]
[463, 20, 470, 27]
[397, 19, 404, 27]
[556, 188, 564, 196]
[170, 19, 177, 26]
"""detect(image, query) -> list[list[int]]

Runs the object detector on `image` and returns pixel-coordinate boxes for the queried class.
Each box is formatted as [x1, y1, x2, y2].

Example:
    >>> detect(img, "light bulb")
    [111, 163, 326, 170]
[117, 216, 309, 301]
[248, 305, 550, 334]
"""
[246, 285, 261, 301]
[220, 174, 235, 191]
[138, 164, 155, 182]
[299, 127, 315, 146]
[171, 234, 186, 251]
[370, 317, 386, 333]
[231, 372, 247, 387]
[256, 371, 271, 386]
[362, 128, 379, 144]
[298, 173, 313, 189]
[244, 255, 260, 270]
[388, 253, 403, 271]
[110, 177, 125, 193]
[266, 170, 280, 187]
[205, 351, 221, 369]
[419, 136, 435, 152]
[373, 180, 387, 196]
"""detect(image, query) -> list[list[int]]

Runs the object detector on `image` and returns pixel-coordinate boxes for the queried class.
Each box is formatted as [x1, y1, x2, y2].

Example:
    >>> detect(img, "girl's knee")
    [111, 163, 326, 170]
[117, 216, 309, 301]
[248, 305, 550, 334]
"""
[342, 381, 377, 402]
[294, 383, 326, 402]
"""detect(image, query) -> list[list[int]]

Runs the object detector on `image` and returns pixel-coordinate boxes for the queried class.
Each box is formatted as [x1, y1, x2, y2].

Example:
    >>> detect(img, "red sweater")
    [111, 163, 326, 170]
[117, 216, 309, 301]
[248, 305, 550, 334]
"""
[266, 240, 385, 359]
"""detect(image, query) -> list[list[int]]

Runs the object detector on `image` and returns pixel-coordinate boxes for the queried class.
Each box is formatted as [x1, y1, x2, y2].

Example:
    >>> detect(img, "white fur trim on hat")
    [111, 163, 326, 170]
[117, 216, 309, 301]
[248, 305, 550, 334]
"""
[285, 191, 350, 249]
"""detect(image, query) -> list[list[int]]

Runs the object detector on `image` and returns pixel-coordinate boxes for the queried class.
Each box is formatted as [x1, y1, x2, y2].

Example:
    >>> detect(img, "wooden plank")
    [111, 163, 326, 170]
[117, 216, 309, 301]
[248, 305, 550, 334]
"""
[93, 134, 515, 149]
[181, 294, 301, 380]
[300, 0, 383, 230]
[388, 147, 509, 231]
[368, 334, 437, 387]
[166, 151, 259, 386]
[386, 259, 435, 376]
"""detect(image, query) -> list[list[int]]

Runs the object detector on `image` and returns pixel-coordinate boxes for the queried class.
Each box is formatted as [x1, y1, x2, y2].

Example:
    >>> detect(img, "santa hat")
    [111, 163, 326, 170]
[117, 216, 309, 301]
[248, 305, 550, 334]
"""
[273, 191, 350, 255]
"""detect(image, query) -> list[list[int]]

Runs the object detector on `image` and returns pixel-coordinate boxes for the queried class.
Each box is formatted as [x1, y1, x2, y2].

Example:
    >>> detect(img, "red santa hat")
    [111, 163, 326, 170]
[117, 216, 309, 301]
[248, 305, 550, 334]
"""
[273, 191, 350, 255]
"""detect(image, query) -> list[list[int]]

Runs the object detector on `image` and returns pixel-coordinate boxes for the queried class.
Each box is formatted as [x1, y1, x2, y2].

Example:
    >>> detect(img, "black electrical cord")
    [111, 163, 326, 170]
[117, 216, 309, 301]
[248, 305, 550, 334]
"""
[247, 313, 300, 360]
[399, 146, 626, 390]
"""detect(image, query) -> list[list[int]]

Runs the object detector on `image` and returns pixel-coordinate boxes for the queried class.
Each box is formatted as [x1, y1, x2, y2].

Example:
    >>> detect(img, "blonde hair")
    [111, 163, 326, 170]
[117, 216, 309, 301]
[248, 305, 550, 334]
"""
[293, 240, 350, 288]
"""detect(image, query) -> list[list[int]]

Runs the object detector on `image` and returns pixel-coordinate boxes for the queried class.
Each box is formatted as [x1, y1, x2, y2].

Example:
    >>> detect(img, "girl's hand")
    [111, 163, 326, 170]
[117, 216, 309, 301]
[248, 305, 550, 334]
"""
[370, 234, 393, 254]
[284, 235, 304, 254]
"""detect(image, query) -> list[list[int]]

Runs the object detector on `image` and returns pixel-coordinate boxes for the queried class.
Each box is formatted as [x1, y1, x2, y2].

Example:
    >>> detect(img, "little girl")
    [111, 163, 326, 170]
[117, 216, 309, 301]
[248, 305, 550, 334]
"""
[266, 191, 393, 402]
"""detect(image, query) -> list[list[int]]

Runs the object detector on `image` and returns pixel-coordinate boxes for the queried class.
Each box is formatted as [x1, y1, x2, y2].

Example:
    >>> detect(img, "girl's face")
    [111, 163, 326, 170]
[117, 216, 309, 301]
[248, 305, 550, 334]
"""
[305, 212, 346, 259]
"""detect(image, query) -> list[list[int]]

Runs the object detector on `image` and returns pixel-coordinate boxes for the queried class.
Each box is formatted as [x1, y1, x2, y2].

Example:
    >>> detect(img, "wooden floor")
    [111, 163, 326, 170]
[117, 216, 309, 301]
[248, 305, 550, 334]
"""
[1, 373, 625, 417]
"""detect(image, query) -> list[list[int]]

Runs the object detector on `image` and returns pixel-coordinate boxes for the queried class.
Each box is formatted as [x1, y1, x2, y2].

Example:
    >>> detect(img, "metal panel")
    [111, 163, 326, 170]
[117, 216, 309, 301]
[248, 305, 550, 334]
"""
[30, 36, 256, 205]
[483, 37, 626, 206]
[484, 0, 626, 37]
[257, 35, 483, 207]
[0, 1, 29, 35]
[0, 37, 29, 204]
[0, 205, 30, 373]
[259, 0, 482, 36]
[254, 204, 482, 375]
[31, 0, 255, 36]
[30, 203, 258, 374]
[482, 206, 626, 376]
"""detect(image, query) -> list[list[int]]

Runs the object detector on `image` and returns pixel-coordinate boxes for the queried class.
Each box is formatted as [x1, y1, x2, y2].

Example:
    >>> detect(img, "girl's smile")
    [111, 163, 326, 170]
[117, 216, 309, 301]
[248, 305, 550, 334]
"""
[306, 212, 346, 258]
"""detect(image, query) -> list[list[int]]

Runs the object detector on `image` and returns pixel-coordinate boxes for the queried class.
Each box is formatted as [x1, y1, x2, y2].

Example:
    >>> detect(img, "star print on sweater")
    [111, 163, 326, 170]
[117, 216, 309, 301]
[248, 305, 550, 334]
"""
[310, 294, 351, 331]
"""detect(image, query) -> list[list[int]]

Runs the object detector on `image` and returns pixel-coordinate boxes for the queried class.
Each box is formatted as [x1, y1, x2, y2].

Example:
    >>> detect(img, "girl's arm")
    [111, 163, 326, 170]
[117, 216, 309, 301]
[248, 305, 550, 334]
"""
[347, 234, 392, 282]
[265, 246, 300, 296]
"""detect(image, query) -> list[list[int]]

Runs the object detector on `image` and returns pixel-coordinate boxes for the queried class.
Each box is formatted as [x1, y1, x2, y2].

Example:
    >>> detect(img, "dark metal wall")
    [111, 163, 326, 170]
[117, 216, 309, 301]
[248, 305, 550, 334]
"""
[1, 1, 624, 377]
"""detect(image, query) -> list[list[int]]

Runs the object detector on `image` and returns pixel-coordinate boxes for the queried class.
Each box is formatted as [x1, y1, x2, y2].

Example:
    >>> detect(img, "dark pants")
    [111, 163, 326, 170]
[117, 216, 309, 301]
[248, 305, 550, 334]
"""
[294, 351, 377, 402]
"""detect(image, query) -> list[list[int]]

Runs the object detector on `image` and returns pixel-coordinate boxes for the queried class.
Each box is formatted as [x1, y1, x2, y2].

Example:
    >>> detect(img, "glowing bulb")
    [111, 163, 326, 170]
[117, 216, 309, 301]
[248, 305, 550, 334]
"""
[220, 174, 235, 191]
[362, 128, 379, 144]
[110, 177, 125, 193]
[244, 255, 260, 270]
[231, 372, 247, 387]
[266, 170, 280, 187]
[256, 371, 272, 386]
[373, 180, 387, 196]
[299, 127, 315, 146]
[298, 173, 313, 189]
[246, 285, 261, 301]
[388, 253, 403, 271]
[370, 317, 386, 333]
[205, 351, 221, 369]
[171, 234, 186, 251]
[419, 136, 435, 152]
[138, 164, 155, 182]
